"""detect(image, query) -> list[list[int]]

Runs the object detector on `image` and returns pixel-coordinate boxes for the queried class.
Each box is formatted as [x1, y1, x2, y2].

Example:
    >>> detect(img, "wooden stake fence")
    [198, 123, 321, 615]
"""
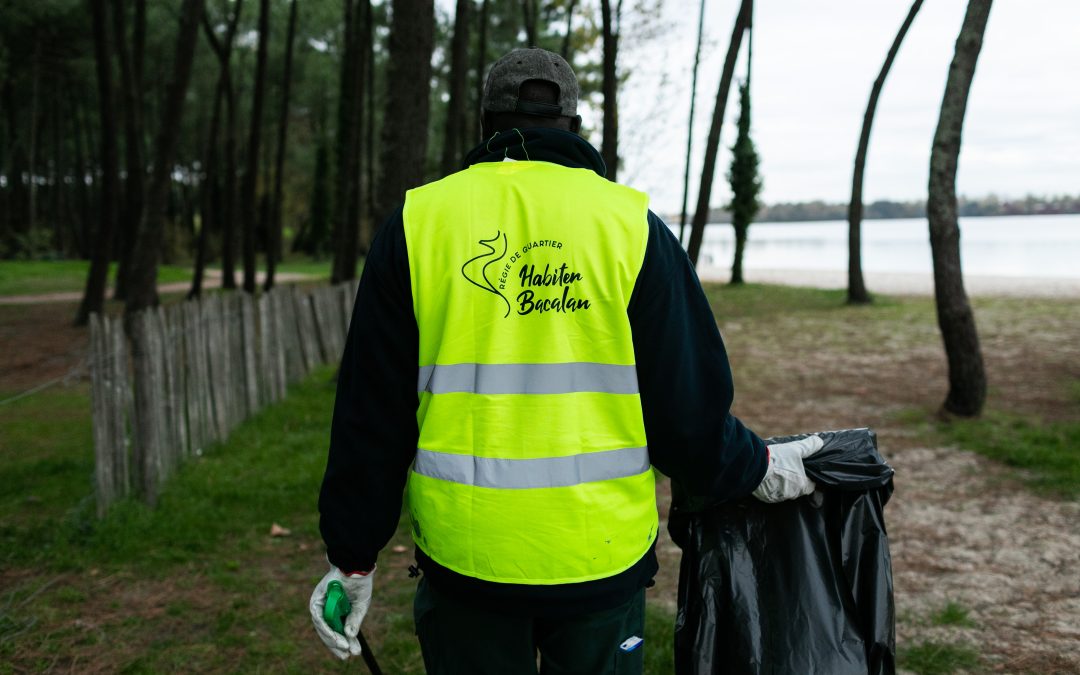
[88, 282, 359, 515]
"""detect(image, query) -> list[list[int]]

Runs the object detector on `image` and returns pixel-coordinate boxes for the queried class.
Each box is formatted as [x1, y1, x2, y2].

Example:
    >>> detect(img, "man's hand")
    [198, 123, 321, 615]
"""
[309, 565, 375, 660]
[752, 435, 824, 503]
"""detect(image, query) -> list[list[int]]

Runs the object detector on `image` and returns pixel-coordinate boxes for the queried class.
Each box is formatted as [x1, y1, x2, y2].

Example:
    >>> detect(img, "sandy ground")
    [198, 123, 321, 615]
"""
[646, 281, 1080, 673]
[697, 267, 1080, 298]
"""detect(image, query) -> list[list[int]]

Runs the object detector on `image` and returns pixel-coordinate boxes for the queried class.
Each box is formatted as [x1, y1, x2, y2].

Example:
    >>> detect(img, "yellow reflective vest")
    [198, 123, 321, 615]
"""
[403, 159, 658, 585]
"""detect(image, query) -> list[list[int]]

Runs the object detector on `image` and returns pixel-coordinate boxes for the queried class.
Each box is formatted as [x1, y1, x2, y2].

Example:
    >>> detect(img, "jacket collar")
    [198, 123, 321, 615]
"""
[463, 127, 608, 178]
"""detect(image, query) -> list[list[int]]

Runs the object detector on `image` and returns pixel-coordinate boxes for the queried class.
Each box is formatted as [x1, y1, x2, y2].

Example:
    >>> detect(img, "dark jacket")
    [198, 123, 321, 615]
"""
[318, 127, 768, 615]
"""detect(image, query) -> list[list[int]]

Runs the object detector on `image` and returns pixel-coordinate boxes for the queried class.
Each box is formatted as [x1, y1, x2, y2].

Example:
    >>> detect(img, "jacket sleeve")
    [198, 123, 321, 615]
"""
[628, 211, 768, 500]
[318, 207, 419, 572]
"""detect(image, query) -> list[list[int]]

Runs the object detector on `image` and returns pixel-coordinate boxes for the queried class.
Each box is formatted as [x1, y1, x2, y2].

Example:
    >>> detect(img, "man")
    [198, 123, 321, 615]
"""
[310, 48, 820, 674]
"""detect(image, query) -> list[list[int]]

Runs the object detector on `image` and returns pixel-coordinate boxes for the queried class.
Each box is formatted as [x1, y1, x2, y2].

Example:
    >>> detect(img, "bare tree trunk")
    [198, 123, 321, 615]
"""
[849, 0, 923, 304]
[473, 0, 489, 143]
[191, 62, 226, 300]
[27, 36, 42, 237]
[76, 0, 119, 326]
[201, 2, 244, 291]
[928, 0, 992, 418]
[240, 0, 271, 294]
[266, 0, 298, 292]
[70, 94, 92, 258]
[111, 0, 146, 301]
[125, 0, 206, 314]
[599, 0, 620, 181]
[133, 0, 146, 91]
[441, 0, 471, 176]
[374, 0, 434, 225]
[678, 0, 706, 247]
[363, 0, 376, 229]
[348, 1, 367, 256]
[331, 0, 359, 283]
[522, 0, 538, 45]
[560, 0, 578, 60]
[686, 0, 751, 267]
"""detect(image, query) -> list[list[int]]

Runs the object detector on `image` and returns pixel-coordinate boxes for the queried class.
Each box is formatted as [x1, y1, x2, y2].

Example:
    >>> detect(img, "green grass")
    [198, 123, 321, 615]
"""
[899, 640, 981, 675]
[1, 369, 338, 572]
[921, 411, 1080, 499]
[273, 259, 334, 280]
[932, 601, 976, 628]
[0, 261, 194, 297]
[0, 259, 334, 297]
[0, 367, 677, 672]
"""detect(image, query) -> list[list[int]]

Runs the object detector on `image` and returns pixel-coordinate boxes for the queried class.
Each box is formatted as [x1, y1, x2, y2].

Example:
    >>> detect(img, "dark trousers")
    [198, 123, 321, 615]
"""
[414, 577, 646, 675]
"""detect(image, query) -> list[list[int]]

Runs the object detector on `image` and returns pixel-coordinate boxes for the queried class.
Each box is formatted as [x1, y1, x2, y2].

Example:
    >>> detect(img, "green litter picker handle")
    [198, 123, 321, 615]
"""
[323, 580, 352, 635]
[323, 580, 383, 675]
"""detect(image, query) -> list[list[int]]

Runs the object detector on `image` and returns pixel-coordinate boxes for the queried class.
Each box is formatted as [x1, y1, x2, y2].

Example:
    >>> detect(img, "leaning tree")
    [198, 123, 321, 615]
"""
[848, 0, 924, 304]
[927, 0, 993, 417]
[686, 0, 752, 268]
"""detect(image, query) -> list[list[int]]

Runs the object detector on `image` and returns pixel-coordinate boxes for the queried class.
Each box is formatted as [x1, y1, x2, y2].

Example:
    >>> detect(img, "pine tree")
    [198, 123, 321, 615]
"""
[726, 80, 761, 285]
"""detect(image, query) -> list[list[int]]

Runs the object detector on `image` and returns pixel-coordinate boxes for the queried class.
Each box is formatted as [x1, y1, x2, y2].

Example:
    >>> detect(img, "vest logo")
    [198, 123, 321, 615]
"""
[462, 232, 592, 317]
[461, 230, 511, 317]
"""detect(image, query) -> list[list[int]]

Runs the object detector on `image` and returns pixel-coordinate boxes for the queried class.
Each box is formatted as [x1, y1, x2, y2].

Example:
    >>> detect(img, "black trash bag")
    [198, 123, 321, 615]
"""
[669, 429, 895, 675]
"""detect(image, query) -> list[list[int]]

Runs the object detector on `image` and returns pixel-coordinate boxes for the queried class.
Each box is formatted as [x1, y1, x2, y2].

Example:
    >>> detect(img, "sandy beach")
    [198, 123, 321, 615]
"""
[696, 266, 1080, 298]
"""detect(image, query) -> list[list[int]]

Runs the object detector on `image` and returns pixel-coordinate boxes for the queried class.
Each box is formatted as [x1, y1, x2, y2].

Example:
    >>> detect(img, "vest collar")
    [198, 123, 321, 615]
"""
[464, 127, 608, 178]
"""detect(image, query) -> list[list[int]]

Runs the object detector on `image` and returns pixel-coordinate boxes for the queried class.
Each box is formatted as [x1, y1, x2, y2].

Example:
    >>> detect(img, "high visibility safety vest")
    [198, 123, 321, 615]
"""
[403, 159, 658, 585]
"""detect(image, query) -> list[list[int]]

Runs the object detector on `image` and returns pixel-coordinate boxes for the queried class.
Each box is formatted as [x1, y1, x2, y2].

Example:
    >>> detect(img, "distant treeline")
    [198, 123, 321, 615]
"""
[684, 194, 1080, 224]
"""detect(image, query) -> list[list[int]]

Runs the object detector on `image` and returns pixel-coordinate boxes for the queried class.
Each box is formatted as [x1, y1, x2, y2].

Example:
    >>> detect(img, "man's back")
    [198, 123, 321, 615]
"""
[403, 155, 658, 586]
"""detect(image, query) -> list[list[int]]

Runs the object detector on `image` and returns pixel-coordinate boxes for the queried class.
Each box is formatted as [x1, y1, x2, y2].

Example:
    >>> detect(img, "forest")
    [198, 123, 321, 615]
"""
[0, 0, 634, 315]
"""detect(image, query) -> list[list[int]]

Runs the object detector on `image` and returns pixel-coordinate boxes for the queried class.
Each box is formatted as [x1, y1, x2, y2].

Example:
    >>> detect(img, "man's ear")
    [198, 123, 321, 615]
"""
[569, 115, 582, 134]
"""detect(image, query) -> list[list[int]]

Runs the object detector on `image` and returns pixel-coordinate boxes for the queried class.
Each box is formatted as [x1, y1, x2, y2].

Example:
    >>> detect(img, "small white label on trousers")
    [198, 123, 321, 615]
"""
[619, 636, 643, 652]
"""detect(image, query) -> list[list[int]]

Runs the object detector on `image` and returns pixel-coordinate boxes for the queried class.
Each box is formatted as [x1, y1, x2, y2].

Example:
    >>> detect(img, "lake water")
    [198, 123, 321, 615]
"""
[689, 214, 1080, 279]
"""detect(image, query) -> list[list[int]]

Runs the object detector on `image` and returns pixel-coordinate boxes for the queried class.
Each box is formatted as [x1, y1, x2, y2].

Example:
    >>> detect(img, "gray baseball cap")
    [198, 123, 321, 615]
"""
[482, 48, 579, 118]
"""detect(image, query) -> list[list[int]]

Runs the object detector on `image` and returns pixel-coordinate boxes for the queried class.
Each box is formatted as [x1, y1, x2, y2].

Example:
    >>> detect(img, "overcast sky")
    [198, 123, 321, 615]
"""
[600, 1, 1080, 213]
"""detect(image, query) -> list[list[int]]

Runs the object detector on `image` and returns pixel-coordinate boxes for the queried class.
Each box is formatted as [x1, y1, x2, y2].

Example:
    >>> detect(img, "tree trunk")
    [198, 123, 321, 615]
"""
[473, 0, 489, 143]
[374, 0, 434, 225]
[599, 0, 620, 181]
[331, 0, 359, 283]
[191, 65, 226, 300]
[265, 0, 298, 292]
[928, 0, 991, 418]
[731, 224, 747, 284]
[27, 36, 42, 237]
[560, 0, 578, 60]
[848, 0, 923, 305]
[124, 0, 205, 315]
[686, 0, 751, 267]
[111, 0, 147, 301]
[522, 0, 538, 45]
[201, 3, 244, 291]
[76, 0, 120, 326]
[348, 1, 367, 256]
[240, 0, 271, 294]
[363, 0, 375, 228]
[678, 0, 707, 247]
[70, 94, 92, 258]
[441, 0, 471, 176]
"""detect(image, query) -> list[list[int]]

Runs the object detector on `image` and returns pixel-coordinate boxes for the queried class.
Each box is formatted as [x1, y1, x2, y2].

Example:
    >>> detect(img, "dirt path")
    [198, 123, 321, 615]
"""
[0, 270, 316, 305]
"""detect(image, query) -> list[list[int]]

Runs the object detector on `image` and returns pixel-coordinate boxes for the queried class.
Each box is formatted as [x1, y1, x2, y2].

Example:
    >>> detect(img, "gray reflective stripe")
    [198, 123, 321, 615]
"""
[413, 446, 650, 489]
[417, 363, 639, 395]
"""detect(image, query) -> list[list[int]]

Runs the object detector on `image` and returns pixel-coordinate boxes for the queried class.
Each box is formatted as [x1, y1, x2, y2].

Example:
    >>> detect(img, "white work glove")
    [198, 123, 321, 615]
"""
[309, 564, 375, 660]
[752, 435, 824, 503]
